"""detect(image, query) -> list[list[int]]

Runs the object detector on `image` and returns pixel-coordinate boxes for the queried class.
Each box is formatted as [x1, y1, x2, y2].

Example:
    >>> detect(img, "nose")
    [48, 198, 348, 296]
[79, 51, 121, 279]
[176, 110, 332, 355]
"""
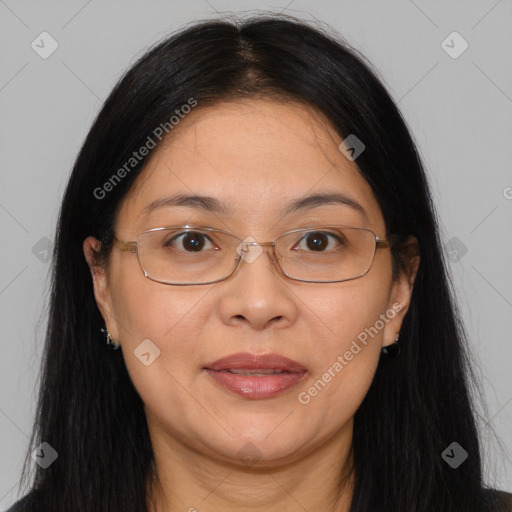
[217, 240, 299, 331]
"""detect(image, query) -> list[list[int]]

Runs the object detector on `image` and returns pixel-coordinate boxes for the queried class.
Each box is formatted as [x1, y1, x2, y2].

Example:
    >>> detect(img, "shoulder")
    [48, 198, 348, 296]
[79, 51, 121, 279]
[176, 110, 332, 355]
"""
[482, 488, 512, 511]
[5, 490, 44, 512]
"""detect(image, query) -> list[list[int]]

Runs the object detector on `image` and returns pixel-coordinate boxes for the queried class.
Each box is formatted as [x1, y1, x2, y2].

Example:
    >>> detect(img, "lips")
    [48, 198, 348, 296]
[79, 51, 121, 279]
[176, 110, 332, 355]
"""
[205, 352, 307, 373]
[203, 352, 307, 399]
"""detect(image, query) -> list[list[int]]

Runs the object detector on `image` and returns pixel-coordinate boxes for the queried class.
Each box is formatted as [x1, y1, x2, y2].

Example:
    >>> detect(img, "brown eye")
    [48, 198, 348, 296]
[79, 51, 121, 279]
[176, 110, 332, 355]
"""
[295, 231, 342, 252]
[166, 231, 214, 252]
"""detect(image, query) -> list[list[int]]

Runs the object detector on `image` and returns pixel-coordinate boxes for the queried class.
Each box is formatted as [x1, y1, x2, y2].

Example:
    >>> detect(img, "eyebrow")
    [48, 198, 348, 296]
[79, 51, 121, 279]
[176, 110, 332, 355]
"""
[281, 192, 367, 219]
[142, 191, 368, 219]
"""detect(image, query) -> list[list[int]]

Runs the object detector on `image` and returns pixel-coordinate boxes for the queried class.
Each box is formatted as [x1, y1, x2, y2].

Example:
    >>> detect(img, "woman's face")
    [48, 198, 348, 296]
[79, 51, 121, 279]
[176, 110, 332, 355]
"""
[85, 98, 417, 468]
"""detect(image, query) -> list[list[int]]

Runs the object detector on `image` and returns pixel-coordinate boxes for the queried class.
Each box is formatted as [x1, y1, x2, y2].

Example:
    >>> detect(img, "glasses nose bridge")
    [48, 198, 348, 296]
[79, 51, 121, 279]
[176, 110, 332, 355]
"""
[239, 239, 276, 255]
[243, 238, 278, 251]
[237, 239, 280, 268]
[244, 240, 275, 247]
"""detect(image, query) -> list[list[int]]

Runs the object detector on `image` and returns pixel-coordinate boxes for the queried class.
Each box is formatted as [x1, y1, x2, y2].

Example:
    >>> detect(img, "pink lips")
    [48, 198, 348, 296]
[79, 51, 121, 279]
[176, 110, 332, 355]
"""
[204, 352, 308, 400]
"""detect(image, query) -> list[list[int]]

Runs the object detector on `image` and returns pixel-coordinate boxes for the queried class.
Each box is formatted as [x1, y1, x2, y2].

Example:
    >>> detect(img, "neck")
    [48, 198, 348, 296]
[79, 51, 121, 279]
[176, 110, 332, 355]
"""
[146, 415, 355, 512]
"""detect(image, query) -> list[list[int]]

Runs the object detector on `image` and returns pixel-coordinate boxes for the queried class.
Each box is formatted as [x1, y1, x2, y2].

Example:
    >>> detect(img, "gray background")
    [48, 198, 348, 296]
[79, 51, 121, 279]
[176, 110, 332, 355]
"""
[1, 0, 511, 508]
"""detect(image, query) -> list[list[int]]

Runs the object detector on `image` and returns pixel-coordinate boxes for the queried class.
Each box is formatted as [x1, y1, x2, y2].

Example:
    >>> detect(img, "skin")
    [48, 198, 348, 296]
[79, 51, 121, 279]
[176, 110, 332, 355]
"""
[84, 98, 420, 512]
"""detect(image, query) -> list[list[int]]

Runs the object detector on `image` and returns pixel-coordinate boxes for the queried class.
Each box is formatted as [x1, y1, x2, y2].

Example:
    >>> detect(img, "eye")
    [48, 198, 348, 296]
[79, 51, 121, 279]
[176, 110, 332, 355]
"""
[293, 231, 344, 252]
[165, 231, 217, 252]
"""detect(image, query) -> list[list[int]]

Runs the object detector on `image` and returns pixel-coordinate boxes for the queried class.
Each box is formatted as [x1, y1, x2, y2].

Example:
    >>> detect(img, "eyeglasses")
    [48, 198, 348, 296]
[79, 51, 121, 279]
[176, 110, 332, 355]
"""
[114, 225, 391, 286]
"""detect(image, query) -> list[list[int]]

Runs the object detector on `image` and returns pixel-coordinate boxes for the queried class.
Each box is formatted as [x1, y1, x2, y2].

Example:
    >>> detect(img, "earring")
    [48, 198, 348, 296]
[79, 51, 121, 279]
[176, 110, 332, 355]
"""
[381, 333, 400, 358]
[100, 327, 120, 350]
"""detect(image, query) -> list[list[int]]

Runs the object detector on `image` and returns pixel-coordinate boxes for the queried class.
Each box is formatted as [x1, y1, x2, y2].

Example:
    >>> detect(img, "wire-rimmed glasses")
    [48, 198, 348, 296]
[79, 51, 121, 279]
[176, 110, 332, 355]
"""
[114, 225, 391, 285]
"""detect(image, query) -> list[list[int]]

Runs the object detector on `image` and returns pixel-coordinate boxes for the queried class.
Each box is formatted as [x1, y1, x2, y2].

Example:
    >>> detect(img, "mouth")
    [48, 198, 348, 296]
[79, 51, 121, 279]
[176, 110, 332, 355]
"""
[203, 352, 307, 399]
[222, 369, 292, 376]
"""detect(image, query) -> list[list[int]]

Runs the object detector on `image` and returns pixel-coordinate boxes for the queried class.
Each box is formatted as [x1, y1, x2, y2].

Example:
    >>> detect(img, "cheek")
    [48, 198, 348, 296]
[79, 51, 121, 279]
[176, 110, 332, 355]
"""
[108, 265, 213, 390]
[309, 262, 392, 355]
[109, 281, 219, 443]
[298, 265, 392, 418]
[109, 249, 209, 344]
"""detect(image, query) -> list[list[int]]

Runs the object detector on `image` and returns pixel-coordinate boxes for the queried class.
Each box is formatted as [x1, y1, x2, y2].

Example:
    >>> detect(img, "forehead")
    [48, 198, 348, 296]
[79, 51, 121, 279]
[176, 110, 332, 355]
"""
[116, 98, 384, 234]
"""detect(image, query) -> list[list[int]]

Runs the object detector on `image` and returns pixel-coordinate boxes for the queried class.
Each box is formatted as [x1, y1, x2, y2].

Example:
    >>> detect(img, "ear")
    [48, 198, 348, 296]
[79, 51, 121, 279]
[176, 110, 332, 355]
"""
[382, 235, 420, 347]
[83, 236, 120, 342]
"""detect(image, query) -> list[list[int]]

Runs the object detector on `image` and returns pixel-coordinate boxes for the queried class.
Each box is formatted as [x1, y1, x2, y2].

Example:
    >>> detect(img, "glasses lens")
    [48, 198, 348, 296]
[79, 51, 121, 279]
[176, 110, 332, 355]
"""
[137, 228, 240, 284]
[275, 227, 377, 282]
[136, 226, 378, 285]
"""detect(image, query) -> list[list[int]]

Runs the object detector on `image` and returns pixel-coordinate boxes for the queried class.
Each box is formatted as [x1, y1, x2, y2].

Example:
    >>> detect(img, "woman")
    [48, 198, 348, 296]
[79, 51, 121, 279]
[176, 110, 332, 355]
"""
[9, 14, 512, 512]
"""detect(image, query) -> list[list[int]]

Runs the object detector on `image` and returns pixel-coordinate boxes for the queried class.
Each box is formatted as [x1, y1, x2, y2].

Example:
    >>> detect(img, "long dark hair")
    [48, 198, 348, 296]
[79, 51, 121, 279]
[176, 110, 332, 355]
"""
[19, 13, 499, 512]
